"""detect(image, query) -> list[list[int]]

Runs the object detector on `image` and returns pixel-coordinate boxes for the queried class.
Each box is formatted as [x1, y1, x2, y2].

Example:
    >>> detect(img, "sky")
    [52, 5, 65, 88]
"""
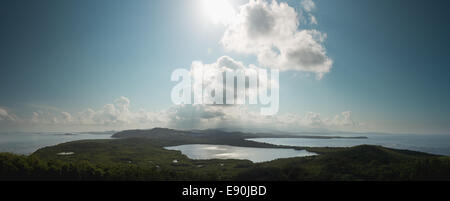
[0, 0, 449, 134]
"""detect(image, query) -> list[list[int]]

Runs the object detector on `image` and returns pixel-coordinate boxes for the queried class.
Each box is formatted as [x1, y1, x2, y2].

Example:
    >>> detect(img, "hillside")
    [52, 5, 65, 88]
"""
[1, 128, 449, 181]
[237, 145, 449, 180]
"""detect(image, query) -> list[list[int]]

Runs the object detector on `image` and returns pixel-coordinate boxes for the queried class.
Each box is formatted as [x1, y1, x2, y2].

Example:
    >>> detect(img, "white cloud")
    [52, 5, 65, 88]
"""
[0, 107, 16, 121]
[5, 97, 166, 131]
[301, 0, 318, 25]
[301, 111, 359, 128]
[0, 108, 9, 120]
[272, 110, 361, 131]
[221, 0, 332, 79]
[71, 96, 166, 128]
[1, 98, 363, 133]
[166, 104, 226, 129]
[165, 103, 361, 132]
[309, 14, 318, 25]
[301, 0, 316, 12]
[189, 55, 275, 104]
[61, 112, 73, 124]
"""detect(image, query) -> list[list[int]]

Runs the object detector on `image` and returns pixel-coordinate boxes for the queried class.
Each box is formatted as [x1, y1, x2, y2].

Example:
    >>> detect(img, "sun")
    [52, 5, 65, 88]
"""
[201, 0, 236, 25]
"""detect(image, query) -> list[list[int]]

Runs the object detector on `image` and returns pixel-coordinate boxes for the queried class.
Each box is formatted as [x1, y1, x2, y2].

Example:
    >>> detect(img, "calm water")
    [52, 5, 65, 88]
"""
[2, 132, 449, 158]
[165, 144, 317, 163]
[0, 132, 113, 155]
[247, 133, 450, 156]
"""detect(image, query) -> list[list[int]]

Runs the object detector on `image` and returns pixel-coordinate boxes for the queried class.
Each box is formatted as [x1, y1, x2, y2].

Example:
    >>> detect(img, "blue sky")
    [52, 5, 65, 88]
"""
[0, 0, 449, 134]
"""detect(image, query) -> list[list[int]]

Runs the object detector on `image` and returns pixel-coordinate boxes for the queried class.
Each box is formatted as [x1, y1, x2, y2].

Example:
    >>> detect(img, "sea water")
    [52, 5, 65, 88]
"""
[247, 133, 450, 156]
[0, 132, 113, 155]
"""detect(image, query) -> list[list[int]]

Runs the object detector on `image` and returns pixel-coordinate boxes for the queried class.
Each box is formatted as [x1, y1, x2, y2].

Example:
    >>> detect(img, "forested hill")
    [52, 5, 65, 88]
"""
[112, 127, 366, 147]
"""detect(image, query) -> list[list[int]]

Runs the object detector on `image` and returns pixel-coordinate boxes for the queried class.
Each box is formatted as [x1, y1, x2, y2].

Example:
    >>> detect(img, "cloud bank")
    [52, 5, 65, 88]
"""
[0, 97, 361, 132]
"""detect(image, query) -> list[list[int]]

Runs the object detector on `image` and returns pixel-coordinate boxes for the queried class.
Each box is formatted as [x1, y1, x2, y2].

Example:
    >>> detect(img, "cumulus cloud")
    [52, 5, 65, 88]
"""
[6, 97, 167, 131]
[70, 96, 167, 128]
[221, 0, 332, 79]
[300, 111, 359, 128]
[61, 112, 72, 123]
[188, 55, 276, 105]
[301, 0, 316, 12]
[271, 110, 360, 131]
[0, 108, 9, 120]
[1, 98, 362, 133]
[0, 107, 16, 121]
[309, 14, 318, 25]
[166, 104, 226, 129]
[165, 104, 360, 132]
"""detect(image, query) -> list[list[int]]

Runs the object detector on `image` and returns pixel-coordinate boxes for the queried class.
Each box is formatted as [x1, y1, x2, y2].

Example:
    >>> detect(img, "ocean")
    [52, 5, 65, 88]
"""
[0, 132, 113, 155]
[247, 133, 450, 156]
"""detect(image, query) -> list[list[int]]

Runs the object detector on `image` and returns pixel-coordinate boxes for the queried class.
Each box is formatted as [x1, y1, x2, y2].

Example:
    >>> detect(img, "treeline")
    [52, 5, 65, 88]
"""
[2, 150, 450, 181]
[235, 147, 450, 181]
[0, 153, 214, 181]
[235, 158, 450, 181]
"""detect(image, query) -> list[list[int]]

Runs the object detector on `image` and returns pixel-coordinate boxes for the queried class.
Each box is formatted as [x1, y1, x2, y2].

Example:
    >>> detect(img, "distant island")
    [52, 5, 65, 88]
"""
[1, 128, 449, 181]
[56, 133, 77, 136]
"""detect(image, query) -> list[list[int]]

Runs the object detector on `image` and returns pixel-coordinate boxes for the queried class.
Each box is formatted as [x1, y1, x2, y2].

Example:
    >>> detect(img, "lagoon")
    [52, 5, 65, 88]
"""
[164, 144, 317, 163]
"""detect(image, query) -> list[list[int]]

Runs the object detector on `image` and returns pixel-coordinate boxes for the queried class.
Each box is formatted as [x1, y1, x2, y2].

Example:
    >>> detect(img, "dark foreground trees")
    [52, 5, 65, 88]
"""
[0, 153, 206, 180]
[2, 146, 450, 181]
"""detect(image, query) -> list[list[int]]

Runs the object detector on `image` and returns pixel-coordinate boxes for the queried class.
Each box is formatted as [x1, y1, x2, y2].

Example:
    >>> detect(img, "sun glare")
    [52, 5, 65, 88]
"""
[201, 0, 236, 25]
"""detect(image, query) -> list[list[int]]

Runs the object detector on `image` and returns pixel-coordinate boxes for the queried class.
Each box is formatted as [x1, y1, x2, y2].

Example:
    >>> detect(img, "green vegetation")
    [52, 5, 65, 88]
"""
[30, 138, 253, 180]
[1, 128, 450, 181]
[237, 145, 450, 180]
